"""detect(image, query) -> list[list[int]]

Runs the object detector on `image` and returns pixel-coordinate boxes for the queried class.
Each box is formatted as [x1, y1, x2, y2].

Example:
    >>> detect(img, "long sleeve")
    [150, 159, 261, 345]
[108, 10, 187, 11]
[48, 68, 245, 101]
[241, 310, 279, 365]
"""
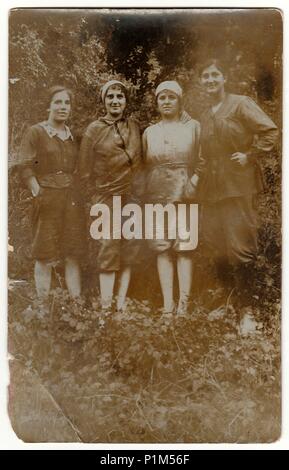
[18, 126, 39, 181]
[130, 130, 147, 202]
[141, 129, 148, 161]
[180, 112, 205, 176]
[238, 96, 278, 156]
[192, 121, 206, 177]
[78, 129, 94, 180]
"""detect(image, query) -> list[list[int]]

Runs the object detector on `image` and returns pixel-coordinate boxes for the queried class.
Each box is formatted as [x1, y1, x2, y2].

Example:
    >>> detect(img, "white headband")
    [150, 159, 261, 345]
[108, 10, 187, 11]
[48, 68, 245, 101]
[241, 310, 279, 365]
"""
[155, 80, 183, 98]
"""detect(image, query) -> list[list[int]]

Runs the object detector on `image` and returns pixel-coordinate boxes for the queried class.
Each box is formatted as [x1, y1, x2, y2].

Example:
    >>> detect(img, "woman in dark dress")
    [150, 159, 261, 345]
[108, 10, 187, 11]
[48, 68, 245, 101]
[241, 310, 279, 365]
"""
[198, 59, 278, 330]
[19, 86, 85, 298]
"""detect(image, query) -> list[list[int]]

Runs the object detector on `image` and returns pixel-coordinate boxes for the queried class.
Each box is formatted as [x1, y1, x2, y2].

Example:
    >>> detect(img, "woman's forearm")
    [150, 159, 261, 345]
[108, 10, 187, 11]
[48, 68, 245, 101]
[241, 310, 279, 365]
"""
[26, 176, 41, 197]
[190, 174, 199, 187]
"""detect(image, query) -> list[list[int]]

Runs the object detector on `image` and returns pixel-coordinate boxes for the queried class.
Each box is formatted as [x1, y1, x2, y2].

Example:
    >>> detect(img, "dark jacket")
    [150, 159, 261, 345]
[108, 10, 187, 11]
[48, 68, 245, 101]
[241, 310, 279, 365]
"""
[198, 93, 278, 202]
[79, 117, 142, 203]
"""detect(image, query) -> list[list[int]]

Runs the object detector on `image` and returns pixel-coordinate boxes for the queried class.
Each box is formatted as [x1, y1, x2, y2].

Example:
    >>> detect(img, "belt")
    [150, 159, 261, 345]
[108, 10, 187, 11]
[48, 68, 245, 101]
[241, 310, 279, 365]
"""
[148, 162, 188, 169]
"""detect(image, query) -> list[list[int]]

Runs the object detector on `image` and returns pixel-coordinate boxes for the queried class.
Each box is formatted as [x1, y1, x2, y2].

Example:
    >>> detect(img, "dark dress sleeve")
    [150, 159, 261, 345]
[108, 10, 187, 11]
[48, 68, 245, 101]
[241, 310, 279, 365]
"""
[18, 126, 40, 181]
[78, 124, 100, 203]
[237, 96, 278, 156]
[130, 126, 147, 203]
[142, 128, 148, 161]
[78, 124, 95, 180]
[192, 121, 205, 178]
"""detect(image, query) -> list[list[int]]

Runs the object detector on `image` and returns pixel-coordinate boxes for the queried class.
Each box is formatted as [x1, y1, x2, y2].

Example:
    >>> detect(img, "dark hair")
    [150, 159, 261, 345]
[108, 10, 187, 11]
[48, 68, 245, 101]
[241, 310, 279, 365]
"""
[198, 59, 227, 78]
[46, 85, 73, 109]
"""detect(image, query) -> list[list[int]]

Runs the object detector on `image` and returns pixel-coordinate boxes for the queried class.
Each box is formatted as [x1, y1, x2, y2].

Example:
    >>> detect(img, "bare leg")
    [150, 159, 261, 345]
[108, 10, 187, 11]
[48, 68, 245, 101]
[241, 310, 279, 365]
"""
[177, 254, 193, 314]
[99, 271, 115, 309]
[65, 257, 81, 298]
[116, 266, 131, 311]
[157, 251, 174, 312]
[34, 260, 52, 298]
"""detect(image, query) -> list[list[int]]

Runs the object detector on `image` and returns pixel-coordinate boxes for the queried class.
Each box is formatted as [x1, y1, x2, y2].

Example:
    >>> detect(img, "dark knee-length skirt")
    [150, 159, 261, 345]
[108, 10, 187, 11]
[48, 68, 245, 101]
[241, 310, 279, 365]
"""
[31, 186, 86, 262]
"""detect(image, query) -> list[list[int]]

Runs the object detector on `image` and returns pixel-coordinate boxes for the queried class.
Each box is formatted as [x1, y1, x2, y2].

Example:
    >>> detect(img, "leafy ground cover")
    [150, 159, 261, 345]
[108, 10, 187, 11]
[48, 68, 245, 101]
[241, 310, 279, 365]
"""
[8, 280, 280, 443]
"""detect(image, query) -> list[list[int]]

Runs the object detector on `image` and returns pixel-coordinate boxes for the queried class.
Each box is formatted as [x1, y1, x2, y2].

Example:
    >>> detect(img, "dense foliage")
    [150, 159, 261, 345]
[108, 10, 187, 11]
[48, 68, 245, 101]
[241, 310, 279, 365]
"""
[8, 9, 282, 442]
[9, 9, 282, 147]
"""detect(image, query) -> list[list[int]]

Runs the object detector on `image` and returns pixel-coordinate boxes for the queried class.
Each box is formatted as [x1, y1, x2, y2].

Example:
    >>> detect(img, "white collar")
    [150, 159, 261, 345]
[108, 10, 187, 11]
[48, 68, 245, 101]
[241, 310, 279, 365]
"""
[40, 121, 74, 141]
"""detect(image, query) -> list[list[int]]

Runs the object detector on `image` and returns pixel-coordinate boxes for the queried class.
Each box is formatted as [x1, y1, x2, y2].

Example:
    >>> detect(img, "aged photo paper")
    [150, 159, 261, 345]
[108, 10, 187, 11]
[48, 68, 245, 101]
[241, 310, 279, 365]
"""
[8, 8, 282, 443]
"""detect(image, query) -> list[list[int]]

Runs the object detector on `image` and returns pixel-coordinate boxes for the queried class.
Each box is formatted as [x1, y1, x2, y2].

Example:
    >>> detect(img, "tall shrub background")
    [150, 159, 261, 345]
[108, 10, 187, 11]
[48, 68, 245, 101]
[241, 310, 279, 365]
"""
[9, 8, 282, 309]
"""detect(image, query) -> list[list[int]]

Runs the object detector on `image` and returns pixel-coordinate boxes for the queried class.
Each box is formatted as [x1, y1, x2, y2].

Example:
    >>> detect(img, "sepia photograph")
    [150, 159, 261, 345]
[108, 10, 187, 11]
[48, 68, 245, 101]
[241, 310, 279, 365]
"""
[7, 7, 282, 443]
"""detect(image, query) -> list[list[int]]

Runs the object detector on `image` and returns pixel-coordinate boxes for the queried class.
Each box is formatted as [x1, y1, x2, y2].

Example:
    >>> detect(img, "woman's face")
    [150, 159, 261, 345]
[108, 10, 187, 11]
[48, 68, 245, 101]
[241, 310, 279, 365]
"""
[200, 64, 226, 96]
[48, 90, 71, 123]
[104, 86, 126, 119]
[157, 90, 180, 119]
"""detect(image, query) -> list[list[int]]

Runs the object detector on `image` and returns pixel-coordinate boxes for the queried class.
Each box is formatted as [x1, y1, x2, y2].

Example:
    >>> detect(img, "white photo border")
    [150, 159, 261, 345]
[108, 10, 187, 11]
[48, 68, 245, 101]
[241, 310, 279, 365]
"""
[1, 0, 287, 450]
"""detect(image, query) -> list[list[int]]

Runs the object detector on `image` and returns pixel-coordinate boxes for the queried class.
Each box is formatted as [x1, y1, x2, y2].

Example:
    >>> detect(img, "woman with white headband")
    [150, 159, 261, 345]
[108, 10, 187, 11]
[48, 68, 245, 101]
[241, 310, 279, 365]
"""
[142, 80, 205, 315]
[79, 79, 142, 311]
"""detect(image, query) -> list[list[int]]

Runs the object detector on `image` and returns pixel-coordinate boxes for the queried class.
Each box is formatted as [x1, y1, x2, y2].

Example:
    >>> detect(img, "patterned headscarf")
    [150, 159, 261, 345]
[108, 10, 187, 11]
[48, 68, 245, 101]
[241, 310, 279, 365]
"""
[101, 80, 127, 103]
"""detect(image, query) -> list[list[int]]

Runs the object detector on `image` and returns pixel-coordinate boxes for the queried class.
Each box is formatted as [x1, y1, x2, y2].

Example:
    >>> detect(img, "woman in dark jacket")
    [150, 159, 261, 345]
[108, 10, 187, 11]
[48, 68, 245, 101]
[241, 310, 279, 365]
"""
[19, 85, 85, 298]
[198, 59, 278, 329]
[79, 80, 142, 311]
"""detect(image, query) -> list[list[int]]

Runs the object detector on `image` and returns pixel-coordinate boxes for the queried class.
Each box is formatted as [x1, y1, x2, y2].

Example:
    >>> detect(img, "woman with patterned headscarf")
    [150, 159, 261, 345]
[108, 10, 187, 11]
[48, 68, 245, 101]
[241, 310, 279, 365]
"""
[79, 80, 142, 311]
